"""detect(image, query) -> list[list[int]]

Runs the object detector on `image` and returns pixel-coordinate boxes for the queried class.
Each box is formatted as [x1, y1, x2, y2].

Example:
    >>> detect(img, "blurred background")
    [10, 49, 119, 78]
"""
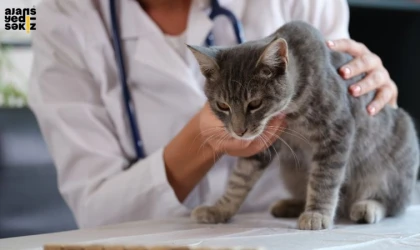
[0, 0, 419, 239]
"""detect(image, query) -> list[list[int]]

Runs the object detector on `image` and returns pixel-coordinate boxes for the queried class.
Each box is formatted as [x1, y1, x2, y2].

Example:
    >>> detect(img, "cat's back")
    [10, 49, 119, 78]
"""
[269, 20, 330, 66]
[275, 21, 326, 48]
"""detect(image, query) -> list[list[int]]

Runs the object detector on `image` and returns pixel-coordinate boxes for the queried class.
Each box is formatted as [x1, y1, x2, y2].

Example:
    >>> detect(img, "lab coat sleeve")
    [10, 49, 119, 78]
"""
[28, 1, 190, 228]
[283, 0, 350, 40]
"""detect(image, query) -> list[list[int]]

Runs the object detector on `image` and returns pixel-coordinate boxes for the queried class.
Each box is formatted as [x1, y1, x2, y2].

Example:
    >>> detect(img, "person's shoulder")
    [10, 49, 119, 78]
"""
[38, 0, 95, 18]
[277, 0, 350, 39]
[36, 0, 97, 33]
[283, 0, 346, 9]
[34, 0, 104, 52]
[278, 0, 348, 17]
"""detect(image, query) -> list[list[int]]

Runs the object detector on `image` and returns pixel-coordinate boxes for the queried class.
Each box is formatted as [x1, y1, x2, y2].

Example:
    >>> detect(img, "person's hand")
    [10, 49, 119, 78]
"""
[198, 103, 286, 157]
[327, 39, 398, 115]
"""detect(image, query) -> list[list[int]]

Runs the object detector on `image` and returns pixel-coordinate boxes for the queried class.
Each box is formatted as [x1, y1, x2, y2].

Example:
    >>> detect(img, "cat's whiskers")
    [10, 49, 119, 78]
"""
[213, 133, 231, 163]
[265, 130, 301, 170]
[265, 125, 310, 145]
[266, 125, 309, 142]
[197, 132, 222, 155]
[279, 137, 301, 171]
[191, 126, 225, 147]
[258, 134, 272, 161]
[215, 132, 230, 154]
[262, 133, 276, 161]
[263, 133, 280, 160]
[196, 132, 220, 163]
[197, 126, 226, 136]
[196, 127, 227, 155]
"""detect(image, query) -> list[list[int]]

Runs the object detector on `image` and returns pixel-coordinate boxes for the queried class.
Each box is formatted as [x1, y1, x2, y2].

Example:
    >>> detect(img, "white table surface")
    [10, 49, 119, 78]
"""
[1, 205, 420, 250]
[2, 183, 419, 250]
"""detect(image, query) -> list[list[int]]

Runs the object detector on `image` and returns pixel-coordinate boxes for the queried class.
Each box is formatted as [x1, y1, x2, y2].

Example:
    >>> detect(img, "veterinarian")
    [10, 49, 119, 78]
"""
[29, 0, 398, 228]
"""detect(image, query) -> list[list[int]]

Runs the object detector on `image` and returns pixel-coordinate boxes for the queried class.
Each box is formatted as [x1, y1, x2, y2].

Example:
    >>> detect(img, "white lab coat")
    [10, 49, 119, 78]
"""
[29, 0, 350, 228]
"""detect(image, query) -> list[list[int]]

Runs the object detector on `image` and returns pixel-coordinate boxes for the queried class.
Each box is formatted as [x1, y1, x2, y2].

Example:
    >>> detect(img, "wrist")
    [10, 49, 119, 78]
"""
[163, 112, 221, 202]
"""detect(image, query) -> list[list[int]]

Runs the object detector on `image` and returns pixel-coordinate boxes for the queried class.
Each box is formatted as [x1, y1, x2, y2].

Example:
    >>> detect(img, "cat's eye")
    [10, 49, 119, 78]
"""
[217, 102, 230, 111]
[248, 99, 262, 110]
[261, 68, 273, 78]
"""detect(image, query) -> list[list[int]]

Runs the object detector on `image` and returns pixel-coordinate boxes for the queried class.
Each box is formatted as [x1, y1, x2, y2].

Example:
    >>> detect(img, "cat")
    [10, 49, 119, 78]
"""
[187, 21, 420, 230]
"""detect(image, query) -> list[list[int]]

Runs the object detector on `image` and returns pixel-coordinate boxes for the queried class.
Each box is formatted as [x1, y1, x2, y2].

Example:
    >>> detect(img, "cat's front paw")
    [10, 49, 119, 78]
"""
[298, 211, 332, 230]
[191, 206, 231, 224]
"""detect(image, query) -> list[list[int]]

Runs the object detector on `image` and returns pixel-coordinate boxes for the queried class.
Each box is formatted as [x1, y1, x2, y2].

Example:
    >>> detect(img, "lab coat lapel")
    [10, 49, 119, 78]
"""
[131, 0, 212, 95]
[184, 0, 214, 68]
[186, 0, 213, 47]
[100, 0, 214, 95]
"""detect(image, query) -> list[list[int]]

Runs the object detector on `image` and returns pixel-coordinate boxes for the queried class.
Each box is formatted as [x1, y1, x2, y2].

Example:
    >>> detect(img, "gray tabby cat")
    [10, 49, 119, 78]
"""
[187, 21, 419, 230]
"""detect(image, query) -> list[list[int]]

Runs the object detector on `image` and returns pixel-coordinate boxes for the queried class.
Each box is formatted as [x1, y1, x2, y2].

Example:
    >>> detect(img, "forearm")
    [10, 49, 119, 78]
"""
[164, 112, 221, 202]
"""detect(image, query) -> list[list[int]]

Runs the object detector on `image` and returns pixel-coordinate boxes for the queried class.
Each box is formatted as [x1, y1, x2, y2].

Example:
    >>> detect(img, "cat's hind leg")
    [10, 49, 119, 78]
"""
[271, 199, 305, 218]
[345, 173, 389, 224]
[348, 171, 416, 224]
[192, 148, 275, 224]
[348, 146, 419, 224]
[350, 200, 386, 224]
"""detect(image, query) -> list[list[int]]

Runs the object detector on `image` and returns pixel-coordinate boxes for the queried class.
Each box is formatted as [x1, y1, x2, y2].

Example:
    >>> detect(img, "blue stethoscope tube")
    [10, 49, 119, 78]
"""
[205, 0, 245, 46]
[109, 0, 245, 161]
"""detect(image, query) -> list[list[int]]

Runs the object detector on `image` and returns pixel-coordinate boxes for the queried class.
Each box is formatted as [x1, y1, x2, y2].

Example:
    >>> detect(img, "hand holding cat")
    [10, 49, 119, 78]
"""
[199, 103, 286, 157]
[327, 39, 398, 115]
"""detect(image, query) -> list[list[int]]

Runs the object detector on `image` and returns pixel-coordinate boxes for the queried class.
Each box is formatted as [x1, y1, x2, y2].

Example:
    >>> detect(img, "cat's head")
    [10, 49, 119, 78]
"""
[188, 37, 294, 140]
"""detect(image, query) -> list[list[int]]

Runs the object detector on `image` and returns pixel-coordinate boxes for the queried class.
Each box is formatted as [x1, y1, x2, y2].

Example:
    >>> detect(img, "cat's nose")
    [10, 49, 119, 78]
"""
[234, 128, 248, 137]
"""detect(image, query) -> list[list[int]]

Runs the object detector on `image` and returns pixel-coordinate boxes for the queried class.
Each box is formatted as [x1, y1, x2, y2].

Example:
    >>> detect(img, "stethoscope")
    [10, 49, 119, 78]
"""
[109, 0, 245, 161]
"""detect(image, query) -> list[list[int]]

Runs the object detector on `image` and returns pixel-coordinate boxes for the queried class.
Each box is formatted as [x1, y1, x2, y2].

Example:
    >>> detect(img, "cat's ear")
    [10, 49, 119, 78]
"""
[187, 45, 220, 81]
[256, 37, 288, 74]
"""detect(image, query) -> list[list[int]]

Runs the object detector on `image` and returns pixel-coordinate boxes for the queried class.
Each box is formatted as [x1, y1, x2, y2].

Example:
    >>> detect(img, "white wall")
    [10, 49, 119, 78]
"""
[1, 0, 41, 93]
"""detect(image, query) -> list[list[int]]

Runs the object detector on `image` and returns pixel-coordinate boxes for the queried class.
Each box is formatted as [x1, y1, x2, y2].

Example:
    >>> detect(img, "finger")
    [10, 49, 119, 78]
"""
[367, 85, 393, 116]
[327, 39, 369, 57]
[349, 69, 389, 97]
[340, 53, 381, 79]
[388, 79, 399, 109]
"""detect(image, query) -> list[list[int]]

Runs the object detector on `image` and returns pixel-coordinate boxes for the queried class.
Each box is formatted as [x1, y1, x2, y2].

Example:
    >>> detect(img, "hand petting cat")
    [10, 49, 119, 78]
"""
[327, 39, 398, 116]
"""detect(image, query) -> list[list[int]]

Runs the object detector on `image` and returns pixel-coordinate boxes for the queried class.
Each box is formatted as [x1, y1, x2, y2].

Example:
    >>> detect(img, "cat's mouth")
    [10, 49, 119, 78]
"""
[230, 129, 261, 141]
[229, 112, 285, 141]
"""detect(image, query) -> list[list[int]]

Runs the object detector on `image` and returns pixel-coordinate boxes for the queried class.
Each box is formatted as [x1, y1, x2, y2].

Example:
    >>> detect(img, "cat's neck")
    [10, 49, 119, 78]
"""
[284, 51, 345, 117]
